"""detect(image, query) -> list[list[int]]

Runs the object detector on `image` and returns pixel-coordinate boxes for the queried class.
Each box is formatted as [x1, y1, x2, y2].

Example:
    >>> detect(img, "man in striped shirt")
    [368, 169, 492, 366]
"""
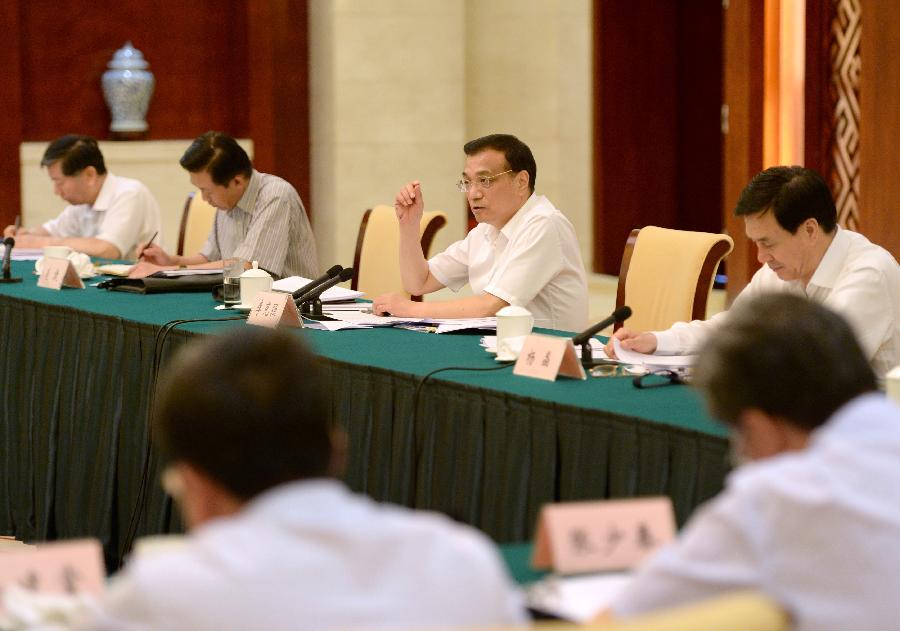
[130, 131, 318, 279]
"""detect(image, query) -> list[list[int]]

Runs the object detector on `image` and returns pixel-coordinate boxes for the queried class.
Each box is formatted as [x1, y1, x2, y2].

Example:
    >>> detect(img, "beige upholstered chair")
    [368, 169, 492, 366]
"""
[351, 205, 448, 301]
[176, 191, 218, 256]
[615, 226, 734, 332]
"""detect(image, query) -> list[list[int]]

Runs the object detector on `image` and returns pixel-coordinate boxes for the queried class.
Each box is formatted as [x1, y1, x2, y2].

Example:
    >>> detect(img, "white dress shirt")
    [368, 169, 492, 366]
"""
[428, 193, 588, 331]
[42, 173, 162, 260]
[200, 170, 318, 279]
[71, 480, 525, 631]
[612, 393, 900, 630]
[653, 227, 900, 378]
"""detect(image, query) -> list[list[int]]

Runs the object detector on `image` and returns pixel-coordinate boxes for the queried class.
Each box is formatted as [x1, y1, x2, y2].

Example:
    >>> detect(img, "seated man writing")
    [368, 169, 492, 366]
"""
[607, 166, 900, 378]
[130, 131, 319, 279]
[607, 293, 900, 630]
[372, 134, 588, 331]
[4, 135, 161, 260]
[60, 328, 526, 629]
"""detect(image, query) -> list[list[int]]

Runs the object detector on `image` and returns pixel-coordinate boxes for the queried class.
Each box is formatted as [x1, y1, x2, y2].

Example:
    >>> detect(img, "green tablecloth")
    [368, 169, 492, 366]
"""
[1, 261, 729, 569]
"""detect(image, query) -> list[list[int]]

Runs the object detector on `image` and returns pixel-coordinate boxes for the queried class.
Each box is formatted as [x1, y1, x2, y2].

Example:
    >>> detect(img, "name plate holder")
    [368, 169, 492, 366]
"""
[37, 258, 85, 290]
[513, 334, 586, 381]
[532, 497, 675, 575]
[0, 538, 104, 610]
[246, 291, 304, 328]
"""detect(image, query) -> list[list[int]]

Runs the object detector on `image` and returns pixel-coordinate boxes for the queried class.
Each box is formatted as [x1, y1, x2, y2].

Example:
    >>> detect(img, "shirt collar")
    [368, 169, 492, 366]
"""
[807, 225, 849, 290]
[482, 192, 540, 243]
[90, 173, 118, 212]
[235, 170, 261, 214]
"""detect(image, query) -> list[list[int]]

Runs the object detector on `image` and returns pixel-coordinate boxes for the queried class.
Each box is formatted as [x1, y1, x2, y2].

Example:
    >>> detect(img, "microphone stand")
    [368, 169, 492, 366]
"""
[0, 239, 22, 284]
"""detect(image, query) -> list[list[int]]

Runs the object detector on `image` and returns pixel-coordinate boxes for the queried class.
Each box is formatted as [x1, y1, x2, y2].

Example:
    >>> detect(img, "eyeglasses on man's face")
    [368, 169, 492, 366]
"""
[455, 169, 514, 193]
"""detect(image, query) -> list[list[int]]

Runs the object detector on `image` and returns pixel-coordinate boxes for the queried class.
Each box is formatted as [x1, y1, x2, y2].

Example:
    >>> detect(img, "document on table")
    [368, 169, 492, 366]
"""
[159, 268, 223, 277]
[10, 249, 43, 261]
[481, 336, 608, 358]
[526, 572, 632, 623]
[612, 338, 697, 369]
[271, 276, 364, 302]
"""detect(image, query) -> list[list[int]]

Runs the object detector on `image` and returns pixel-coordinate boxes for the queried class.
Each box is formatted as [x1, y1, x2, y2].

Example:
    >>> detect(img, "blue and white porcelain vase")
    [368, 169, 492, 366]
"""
[101, 42, 155, 133]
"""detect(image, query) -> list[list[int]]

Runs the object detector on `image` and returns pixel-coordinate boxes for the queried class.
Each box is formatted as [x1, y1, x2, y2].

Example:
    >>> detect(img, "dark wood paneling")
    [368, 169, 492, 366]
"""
[19, 0, 250, 140]
[722, 0, 765, 302]
[860, 0, 900, 258]
[592, 1, 723, 274]
[803, 1, 836, 180]
[248, 0, 311, 210]
[0, 0, 23, 229]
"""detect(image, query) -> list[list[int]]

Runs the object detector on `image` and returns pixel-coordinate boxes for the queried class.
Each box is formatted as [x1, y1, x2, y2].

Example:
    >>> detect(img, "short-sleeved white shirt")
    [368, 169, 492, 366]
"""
[612, 393, 900, 631]
[653, 227, 900, 379]
[428, 193, 588, 331]
[42, 173, 162, 260]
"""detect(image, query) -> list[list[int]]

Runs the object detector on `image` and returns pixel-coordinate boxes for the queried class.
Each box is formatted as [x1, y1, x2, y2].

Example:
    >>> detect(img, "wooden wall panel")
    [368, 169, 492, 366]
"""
[592, 1, 723, 275]
[722, 0, 765, 302]
[859, 0, 900, 258]
[19, 0, 250, 141]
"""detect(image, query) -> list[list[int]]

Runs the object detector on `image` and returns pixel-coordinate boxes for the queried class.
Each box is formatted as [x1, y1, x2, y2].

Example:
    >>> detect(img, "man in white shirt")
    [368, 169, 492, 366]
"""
[3, 135, 161, 259]
[372, 134, 588, 331]
[610, 293, 900, 631]
[607, 166, 900, 378]
[64, 328, 525, 630]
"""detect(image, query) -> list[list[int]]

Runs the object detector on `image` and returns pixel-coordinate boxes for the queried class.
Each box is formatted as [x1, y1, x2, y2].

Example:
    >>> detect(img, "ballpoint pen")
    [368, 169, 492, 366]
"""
[140, 231, 158, 257]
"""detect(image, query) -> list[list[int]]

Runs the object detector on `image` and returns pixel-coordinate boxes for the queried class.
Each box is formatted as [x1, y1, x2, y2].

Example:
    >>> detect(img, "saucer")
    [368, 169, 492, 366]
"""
[231, 304, 253, 313]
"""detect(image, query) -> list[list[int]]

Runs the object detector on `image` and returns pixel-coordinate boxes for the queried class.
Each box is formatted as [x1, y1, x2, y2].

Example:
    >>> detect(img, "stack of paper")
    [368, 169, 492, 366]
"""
[272, 276, 364, 303]
[612, 339, 697, 369]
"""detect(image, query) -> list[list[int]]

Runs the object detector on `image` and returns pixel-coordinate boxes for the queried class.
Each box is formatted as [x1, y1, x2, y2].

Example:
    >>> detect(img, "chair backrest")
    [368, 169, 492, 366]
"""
[351, 205, 448, 301]
[616, 226, 734, 332]
[176, 191, 218, 256]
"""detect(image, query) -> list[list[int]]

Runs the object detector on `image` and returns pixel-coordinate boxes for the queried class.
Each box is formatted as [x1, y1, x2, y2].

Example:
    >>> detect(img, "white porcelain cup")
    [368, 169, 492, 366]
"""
[496, 305, 534, 361]
[43, 245, 73, 260]
[239, 261, 273, 307]
[887, 366, 900, 406]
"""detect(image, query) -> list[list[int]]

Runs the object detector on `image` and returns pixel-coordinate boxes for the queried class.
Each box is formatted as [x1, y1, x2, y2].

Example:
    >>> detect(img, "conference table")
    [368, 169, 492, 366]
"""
[0, 260, 730, 569]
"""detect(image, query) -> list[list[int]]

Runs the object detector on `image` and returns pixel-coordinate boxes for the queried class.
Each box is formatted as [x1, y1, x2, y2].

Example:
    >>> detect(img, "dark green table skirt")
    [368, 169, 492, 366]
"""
[0, 262, 729, 569]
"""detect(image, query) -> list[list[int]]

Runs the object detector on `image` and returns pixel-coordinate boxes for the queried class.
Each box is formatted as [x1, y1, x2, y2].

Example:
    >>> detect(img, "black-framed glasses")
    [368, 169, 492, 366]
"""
[455, 169, 514, 193]
[632, 369, 687, 389]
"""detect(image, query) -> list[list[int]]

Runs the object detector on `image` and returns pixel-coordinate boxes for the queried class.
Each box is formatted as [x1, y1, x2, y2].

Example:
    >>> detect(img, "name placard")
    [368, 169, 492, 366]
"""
[246, 291, 304, 328]
[0, 539, 104, 606]
[37, 258, 85, 290]
[532, 497, 675, 575]
[513, 334, 586, 381]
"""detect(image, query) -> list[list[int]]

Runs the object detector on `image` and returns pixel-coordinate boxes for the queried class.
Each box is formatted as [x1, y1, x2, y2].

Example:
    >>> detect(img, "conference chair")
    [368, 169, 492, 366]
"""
[351, 205, 448, 301]
[615, 226, 734, 332]
[176, 191, 218, 256]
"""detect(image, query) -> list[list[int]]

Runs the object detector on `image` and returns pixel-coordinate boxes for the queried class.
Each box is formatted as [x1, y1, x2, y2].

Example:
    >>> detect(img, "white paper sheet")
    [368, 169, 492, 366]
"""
[271, 276, 364, 303]
[612, 338, 697, 368]
[526, 573, 632, 623]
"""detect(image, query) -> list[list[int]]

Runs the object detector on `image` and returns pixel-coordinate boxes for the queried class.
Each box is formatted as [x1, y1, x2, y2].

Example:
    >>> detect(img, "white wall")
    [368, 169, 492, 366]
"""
[309, 0, 593, 275]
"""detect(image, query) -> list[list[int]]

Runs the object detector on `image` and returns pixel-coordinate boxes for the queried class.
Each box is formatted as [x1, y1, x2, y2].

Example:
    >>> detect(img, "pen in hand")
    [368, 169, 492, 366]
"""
[139, 231, 158, 259]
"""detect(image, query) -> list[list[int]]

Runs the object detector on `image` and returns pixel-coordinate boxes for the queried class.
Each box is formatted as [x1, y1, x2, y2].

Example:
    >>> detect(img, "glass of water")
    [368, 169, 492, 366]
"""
[223, 258, 247, 306]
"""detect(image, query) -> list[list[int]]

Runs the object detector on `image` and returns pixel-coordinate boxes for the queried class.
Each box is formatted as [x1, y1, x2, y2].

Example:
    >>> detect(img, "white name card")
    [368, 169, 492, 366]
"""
[532, 497, 675, 575]
[0, 538, 105, 605]
[37, 258, 85, 290]
[246, 291, 304, 328]
[513, 334, 586, 381]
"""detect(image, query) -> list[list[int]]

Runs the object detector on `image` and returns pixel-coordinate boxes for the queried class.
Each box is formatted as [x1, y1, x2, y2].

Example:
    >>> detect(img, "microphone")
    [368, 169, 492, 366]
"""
[0, 237, 23, 284]
[573, 306, 632, 366]
[290, 264, 343, 300]
[294, 267, 353, 315]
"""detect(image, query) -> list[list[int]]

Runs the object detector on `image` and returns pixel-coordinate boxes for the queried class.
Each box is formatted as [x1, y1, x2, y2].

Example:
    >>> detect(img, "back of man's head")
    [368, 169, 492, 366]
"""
[734, 166, 837, 234]
[464, 133, 537, 193]
[41, 135, 107, 176]
[693, 293, 876, 431]
[152, 328, 333, 500]
[179, 131, 253, 185]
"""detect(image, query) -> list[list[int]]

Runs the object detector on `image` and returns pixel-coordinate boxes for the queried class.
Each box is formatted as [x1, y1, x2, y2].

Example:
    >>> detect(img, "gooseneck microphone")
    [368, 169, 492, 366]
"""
[572, 305, 632, 367]
[0, 237, 23, 284]
[290, 264, 344, 300]
[295, 267, 354, 306]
